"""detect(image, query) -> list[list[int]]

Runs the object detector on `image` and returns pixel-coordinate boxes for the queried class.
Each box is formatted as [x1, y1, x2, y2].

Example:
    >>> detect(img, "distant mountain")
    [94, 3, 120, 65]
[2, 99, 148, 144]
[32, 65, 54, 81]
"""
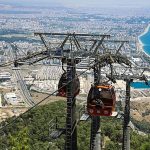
[0, 1, 63, 8]
[0, 4, 13, 9]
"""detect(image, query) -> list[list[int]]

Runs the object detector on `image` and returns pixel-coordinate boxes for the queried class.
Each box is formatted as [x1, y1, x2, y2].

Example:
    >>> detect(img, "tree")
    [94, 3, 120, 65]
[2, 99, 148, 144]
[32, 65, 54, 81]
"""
[0, 101, 150, 150]
[8, 127, 30, 150]
[105, 141, 119, 150]
[140, 142, 150, 150]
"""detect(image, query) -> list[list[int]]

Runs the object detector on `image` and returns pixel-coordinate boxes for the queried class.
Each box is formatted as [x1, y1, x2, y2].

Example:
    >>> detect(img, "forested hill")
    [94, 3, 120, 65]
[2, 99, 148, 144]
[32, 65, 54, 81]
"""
[0, 101, 150, 150]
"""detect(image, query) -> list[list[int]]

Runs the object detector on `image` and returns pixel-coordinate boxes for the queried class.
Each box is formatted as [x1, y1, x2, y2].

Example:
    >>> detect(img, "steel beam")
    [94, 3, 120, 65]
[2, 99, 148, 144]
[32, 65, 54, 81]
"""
[65, 59, 78, 150]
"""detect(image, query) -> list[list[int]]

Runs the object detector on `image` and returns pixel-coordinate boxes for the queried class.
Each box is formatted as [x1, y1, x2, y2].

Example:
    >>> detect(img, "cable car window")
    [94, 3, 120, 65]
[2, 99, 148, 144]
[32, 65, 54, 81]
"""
[100, 89, 112, 100]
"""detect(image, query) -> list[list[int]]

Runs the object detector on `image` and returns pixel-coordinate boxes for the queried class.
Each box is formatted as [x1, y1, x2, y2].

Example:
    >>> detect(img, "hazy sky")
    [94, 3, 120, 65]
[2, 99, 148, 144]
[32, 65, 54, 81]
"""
[0, 0, 150, 8]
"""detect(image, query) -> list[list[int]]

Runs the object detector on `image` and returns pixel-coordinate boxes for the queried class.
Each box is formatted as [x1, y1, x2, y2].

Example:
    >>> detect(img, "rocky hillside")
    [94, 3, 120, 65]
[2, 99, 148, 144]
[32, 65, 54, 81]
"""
[131, 98, 150, 123]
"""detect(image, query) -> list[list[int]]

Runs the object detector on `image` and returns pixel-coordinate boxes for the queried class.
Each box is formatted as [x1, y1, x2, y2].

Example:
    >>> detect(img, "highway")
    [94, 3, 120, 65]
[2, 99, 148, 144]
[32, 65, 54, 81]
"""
[14, 69, 35, 107]
[10, 45, 35, 107]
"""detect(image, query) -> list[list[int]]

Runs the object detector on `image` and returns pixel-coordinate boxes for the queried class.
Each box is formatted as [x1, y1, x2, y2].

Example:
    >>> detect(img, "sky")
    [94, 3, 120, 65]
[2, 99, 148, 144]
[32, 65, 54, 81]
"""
[0, 0, 150, 8]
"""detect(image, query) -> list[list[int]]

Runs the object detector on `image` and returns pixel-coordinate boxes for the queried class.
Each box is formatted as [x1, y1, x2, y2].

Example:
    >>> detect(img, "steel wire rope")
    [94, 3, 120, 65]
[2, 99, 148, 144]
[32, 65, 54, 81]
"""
[0, 105, 64, 149]
[0, 62, 93, 148]
[1, 46, 144, 144]
[0, 54, 140, 121]
[0, 59, 98, 132]
[0, 58, 99, 149]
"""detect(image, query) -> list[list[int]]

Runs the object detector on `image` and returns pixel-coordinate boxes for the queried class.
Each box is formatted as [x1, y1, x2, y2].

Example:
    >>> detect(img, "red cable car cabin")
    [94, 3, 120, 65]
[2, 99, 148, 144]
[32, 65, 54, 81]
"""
[57, 72, 80, 97]
[87, 84, 116, 116]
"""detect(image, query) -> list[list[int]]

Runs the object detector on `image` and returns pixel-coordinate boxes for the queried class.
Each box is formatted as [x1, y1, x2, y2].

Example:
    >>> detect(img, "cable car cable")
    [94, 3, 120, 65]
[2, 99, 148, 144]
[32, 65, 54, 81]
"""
[0, 59, 97, 132]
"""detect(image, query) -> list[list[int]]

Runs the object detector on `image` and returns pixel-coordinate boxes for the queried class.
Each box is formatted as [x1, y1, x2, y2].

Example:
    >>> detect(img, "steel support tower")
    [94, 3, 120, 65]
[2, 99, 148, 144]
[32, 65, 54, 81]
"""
[90, 58, 101, 150]
[32, 32, 109, 150]
[122, 78, 131, 150]
[107, 74, 148, 150]
[1, 32, 137, 150]
[66, 58, 78, 150]
[122, 75, 147, 150]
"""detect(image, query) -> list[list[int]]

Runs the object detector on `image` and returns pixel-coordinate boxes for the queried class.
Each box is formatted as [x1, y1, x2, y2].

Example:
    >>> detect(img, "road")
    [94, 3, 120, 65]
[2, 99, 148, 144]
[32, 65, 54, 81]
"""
[14, 69, 35, 107]
[9, 45, 35, 107]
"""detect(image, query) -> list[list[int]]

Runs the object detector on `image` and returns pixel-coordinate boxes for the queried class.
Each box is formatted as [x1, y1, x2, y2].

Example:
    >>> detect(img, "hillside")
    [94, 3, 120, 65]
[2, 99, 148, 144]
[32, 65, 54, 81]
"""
[130, 99, 150, 133]
[0, 101, 150, 150]
[131, 99, 150, 123]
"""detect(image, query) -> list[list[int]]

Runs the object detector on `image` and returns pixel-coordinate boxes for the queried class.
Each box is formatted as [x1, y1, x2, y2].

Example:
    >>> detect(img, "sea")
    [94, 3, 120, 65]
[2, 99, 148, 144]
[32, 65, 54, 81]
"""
[139, 24, 150, 56]
[131, 81, 150, 89]
[133, 25, 150, 89]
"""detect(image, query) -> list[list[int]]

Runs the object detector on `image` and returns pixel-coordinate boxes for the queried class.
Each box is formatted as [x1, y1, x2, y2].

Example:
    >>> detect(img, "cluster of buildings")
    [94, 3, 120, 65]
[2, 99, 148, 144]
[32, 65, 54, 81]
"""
[0, 7, 149, 39]
[0, 71, 17, 106]
[0, 6, 150, 122]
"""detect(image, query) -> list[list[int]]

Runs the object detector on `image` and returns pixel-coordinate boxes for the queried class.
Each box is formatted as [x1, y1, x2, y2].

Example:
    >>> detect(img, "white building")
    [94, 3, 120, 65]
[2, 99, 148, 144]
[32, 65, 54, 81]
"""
[0, 72, 11, 81]
[4, 92, 18, 105]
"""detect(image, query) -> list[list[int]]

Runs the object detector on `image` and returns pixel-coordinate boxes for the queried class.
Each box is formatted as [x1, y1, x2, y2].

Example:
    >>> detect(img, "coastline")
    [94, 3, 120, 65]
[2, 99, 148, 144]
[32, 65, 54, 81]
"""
[139, 24, 150, 38]
[138, 24, 150, 57]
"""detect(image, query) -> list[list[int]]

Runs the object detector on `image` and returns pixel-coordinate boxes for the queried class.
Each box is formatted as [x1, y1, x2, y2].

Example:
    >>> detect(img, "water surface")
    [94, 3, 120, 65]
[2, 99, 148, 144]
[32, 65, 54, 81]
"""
[139, 25, 150, 56]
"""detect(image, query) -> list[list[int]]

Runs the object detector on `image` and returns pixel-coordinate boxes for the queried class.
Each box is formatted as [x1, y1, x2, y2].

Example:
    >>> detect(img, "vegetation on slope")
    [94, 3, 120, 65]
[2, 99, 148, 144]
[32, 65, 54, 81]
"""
[131, 118, 150, 133]
[0, 101, 150, 150]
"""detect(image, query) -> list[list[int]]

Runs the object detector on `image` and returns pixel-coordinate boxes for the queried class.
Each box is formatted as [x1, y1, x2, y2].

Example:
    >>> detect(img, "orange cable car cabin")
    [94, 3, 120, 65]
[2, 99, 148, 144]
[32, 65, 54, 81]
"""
[87, 84, 116, 116]
[57, 72, 80, 97]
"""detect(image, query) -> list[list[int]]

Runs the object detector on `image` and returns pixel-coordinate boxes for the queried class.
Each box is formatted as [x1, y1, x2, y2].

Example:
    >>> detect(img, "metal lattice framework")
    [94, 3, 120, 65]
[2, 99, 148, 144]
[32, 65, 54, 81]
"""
[0, 32, 149, 150]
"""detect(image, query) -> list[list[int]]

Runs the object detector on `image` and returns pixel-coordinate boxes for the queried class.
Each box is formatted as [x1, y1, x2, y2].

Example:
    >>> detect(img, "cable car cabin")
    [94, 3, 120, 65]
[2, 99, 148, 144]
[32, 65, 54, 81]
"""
[87, 84, 116, 116]
[57, 72, 80, 97]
